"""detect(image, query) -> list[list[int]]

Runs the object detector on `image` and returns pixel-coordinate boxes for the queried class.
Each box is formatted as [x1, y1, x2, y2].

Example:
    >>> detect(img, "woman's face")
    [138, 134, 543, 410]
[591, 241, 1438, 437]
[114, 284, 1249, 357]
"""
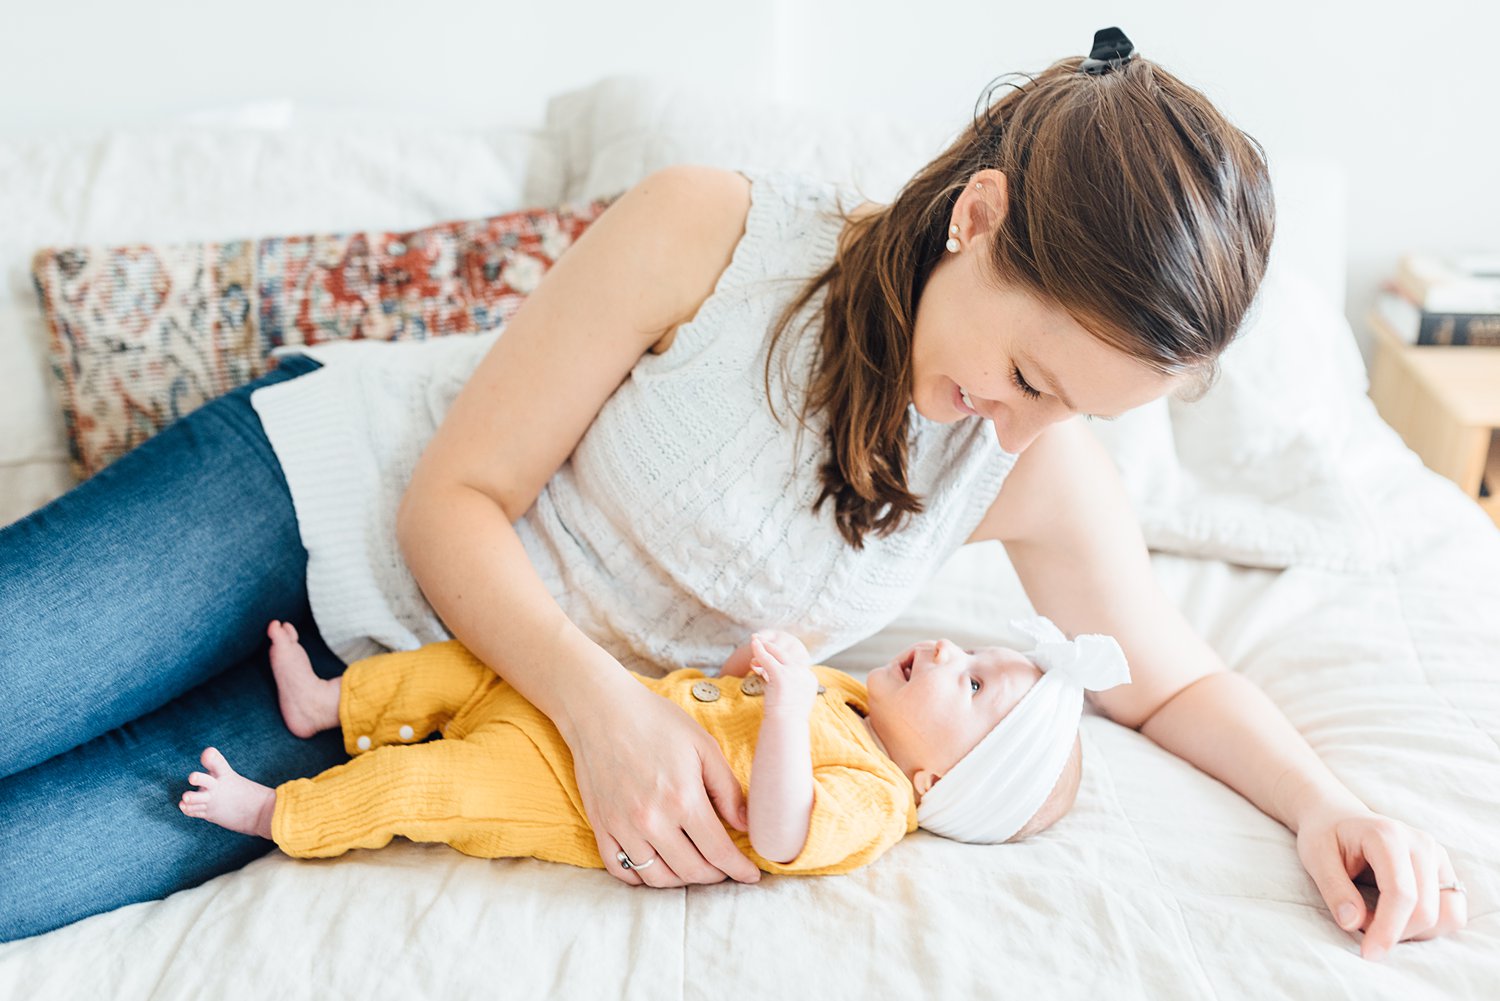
[909, 171, 1183, 454]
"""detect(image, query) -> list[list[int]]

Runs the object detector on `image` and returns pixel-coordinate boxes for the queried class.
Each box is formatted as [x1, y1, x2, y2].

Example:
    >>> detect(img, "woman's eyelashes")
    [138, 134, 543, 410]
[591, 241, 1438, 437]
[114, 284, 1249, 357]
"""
[1010, 365, 1043, 400]
[969, 676, 982, 694]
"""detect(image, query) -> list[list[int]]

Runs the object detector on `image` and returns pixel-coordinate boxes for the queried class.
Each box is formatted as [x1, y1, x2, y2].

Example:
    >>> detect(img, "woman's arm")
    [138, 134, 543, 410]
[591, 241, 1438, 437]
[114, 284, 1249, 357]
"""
[972, 417, 1466, 958]
[398, 165, 763, 888]
[742, 636, 819, 863]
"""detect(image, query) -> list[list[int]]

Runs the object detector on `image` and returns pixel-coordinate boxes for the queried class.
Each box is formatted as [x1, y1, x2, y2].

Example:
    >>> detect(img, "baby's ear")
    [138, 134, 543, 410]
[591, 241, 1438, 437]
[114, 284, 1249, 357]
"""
[912, 769, 942, 800]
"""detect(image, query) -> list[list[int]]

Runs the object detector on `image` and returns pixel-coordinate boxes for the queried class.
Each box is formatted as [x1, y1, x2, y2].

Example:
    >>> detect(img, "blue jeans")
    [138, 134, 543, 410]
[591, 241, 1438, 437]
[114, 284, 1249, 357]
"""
[0, 354, 356, 943]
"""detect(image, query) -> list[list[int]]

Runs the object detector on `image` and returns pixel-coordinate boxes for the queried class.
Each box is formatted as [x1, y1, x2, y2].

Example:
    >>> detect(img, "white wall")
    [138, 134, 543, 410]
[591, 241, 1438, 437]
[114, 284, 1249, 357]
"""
[2, 0, 1495, 364]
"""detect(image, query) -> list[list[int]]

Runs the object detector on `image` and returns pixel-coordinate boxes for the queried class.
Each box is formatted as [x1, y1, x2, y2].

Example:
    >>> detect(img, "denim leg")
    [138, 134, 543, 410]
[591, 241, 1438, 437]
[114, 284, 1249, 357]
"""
[0, 354, 329, 779]
[0, 353, 365, 942]
[0, 610, 351, 943]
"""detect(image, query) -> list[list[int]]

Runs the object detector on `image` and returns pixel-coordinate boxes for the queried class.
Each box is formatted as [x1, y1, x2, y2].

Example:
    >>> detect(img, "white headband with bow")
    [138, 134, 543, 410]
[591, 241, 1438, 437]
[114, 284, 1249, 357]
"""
[915, 616, 1131, 844]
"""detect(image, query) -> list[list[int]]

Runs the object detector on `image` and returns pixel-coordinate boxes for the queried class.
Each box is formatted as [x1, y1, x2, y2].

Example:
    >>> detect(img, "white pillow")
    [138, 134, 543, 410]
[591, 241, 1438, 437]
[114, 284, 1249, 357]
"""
[543, 74, 963, 206]
[1091, 265, 1382, 572]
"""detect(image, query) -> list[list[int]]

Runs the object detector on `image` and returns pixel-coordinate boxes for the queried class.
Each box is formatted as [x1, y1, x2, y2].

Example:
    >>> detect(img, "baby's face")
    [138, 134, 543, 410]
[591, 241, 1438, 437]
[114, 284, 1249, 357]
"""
[865, 639, 1042, 782]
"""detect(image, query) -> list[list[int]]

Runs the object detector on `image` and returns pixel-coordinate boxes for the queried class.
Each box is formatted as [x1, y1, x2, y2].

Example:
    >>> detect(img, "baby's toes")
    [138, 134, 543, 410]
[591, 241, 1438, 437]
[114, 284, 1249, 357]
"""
[187, 769, 214, 789]
[284, 621, 298, 642]
[200, 746, 233, 777]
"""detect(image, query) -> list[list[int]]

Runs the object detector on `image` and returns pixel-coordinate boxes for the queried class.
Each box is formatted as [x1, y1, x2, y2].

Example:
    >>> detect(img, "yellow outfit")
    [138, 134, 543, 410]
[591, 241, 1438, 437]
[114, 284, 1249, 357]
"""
[271, 641, 917, 876]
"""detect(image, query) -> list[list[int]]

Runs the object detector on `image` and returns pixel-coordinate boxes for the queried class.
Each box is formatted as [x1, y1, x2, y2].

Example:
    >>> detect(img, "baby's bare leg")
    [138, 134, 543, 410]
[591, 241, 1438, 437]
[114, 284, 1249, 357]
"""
[267, 619, 341, 738]
[178, 747, 276, 839]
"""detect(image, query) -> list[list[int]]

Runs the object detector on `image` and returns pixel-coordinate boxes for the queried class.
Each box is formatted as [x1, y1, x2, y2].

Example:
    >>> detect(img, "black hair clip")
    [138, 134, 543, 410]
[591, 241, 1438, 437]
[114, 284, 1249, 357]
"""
[1079, 27, 1136, 75]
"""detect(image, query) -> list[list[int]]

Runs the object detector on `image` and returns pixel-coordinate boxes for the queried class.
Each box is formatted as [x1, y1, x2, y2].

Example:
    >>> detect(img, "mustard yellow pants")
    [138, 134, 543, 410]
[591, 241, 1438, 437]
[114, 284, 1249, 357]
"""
[270, 642, 603, 868]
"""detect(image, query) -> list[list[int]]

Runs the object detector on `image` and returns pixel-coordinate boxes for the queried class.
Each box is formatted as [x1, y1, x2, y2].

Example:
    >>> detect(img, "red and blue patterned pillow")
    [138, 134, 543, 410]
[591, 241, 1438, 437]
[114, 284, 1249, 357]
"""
[31, 194, 619, 478]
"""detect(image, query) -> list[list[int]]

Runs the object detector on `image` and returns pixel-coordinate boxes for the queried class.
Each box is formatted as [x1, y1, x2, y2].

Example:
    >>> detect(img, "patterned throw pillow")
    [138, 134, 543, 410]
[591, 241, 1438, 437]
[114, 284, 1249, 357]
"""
[31, 195, 619, 479]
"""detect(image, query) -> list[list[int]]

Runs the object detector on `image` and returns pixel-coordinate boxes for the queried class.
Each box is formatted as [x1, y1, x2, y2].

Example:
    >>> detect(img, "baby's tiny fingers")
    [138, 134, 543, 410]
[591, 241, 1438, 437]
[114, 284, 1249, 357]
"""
[756, 634, 788, 656]
[752, 637, 785, 663]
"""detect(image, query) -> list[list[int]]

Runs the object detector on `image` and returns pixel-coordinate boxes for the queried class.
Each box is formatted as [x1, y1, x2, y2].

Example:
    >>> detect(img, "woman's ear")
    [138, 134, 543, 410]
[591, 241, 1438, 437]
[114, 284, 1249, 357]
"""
[954, 168, 1009, 245]
[912, 769, 943, 799]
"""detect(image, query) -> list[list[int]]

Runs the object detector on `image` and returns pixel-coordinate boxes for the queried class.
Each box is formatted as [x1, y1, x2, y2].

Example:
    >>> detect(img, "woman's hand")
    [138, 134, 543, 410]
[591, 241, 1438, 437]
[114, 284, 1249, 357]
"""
[563, 676, 760, 888]
[1296, 805, 1468, 960]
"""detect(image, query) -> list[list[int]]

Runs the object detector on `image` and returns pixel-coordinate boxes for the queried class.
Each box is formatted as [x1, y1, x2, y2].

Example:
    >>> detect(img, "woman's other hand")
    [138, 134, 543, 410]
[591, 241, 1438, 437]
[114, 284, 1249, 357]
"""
[565, 675, 760, 888]
[1296, 806, 1467, 960]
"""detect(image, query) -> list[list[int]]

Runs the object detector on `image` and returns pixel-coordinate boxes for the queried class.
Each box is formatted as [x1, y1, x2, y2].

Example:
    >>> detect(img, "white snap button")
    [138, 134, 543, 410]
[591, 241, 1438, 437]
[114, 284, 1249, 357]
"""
[356, 735, 372, 751]
[388, 240, 406, 255]
[399, 725, 415, 741]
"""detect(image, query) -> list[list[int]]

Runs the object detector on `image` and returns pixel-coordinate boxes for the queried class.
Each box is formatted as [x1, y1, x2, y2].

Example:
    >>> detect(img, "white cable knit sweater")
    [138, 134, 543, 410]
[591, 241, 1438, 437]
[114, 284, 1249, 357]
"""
[250, 168, 1018, 674]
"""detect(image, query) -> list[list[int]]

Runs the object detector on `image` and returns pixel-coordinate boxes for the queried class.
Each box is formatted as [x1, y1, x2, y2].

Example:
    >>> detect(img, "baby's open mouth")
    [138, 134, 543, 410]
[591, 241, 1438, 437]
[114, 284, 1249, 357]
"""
[899, 650, 916, 681]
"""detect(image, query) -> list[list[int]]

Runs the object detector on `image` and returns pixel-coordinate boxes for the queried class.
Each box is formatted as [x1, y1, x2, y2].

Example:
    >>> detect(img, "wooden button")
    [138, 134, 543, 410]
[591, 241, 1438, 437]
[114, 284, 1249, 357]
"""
[740, 675, 765, 696]
[691, 680, 721, 703]
[817, 685, 826, 694]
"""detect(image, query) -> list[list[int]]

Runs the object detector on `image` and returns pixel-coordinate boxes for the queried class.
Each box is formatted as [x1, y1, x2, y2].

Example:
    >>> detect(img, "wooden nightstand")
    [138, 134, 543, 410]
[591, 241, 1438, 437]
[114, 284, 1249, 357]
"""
[1368, 311, 1500, 528]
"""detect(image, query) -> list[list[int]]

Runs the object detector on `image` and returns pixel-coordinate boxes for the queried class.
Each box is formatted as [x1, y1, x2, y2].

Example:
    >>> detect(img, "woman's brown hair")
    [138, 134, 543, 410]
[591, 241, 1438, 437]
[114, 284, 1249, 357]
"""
[764, 50, 1277, 549]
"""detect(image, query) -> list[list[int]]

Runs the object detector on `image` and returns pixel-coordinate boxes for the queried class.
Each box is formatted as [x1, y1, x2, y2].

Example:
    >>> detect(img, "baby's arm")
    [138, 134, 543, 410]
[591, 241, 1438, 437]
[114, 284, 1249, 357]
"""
[743, 634, 820, 864]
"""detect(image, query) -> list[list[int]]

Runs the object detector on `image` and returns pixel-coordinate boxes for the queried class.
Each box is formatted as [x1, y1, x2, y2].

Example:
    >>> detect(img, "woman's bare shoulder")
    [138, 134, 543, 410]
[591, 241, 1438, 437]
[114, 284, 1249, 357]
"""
[641, 164, 752, 238]
[642, 166, 753, 354]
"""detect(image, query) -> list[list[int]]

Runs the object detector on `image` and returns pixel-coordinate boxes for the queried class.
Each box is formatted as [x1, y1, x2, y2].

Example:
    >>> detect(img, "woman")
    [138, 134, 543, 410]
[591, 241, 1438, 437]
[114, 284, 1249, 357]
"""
[0, 30, 1465, 958]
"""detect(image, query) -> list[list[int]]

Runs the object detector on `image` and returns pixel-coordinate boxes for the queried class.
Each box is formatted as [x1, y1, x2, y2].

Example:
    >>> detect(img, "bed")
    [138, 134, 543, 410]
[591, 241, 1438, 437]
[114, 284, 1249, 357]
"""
[0, 75, 1496, 1000]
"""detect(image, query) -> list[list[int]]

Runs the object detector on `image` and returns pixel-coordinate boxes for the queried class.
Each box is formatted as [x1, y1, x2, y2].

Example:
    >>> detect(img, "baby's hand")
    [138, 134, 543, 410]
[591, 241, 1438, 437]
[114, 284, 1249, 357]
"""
[749, 633, 819, 713]
[755, 629, 810, 666]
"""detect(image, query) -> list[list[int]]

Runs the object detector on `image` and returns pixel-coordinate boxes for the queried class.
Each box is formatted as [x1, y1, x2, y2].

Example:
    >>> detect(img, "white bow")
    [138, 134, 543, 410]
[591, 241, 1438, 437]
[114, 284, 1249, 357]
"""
[1010, 616, 1132, 691]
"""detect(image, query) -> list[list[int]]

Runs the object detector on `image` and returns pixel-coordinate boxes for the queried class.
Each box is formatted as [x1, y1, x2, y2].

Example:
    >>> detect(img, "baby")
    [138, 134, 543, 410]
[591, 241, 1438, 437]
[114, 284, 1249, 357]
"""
[178, 616, 1129, 874]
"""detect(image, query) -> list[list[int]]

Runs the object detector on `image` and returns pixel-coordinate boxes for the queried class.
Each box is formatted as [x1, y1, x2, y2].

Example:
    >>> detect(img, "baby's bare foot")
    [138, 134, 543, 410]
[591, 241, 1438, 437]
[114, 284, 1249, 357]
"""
[178, 747, 276, 839]
[267, 619, 340, 738]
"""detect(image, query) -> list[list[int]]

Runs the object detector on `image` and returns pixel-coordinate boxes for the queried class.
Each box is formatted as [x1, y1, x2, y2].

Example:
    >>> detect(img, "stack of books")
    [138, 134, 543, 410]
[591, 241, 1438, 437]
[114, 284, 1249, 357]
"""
[1373, 252, 1500, 346]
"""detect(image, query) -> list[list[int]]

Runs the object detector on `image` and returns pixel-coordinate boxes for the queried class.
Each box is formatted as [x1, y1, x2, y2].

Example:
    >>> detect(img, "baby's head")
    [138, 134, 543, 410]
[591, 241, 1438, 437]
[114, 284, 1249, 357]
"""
[864, 617, 1130, 844]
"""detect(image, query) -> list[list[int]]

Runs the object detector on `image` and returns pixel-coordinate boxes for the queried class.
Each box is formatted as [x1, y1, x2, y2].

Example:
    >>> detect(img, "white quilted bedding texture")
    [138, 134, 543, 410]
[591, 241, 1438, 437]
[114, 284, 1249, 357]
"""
[1, 78, 1497, 1000]
[3, 459, 1496, 999]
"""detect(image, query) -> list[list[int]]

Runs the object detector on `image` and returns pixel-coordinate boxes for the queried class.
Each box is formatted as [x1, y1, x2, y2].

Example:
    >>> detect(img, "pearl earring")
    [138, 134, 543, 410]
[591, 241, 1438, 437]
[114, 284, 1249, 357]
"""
[946, 223, 960, 254]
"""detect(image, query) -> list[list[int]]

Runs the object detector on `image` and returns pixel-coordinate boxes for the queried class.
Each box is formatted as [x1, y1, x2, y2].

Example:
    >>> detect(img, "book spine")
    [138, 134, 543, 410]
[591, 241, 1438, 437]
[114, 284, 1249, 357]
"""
[1415, 312, 1500, 346]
